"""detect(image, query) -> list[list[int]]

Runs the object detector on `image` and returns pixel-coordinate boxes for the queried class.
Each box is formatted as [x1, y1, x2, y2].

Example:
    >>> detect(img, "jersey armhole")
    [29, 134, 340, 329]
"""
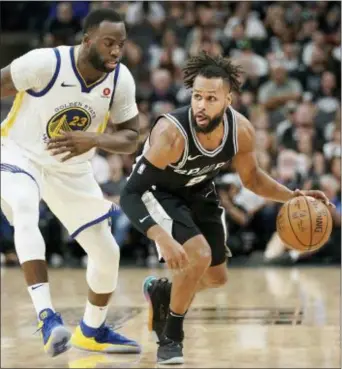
[162, 113, 189, 169]
[26, 48, 61, 97]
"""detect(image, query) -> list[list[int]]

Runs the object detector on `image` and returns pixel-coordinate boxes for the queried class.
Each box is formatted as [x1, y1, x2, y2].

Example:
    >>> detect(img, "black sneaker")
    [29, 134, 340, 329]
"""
[142, 276, 171, 341]
[157, 337, 184, 365]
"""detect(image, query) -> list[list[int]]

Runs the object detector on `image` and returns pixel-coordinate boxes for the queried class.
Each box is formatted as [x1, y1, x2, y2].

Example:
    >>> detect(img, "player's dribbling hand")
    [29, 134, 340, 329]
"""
[47, 131, 97, 162]
[292, 189, 335, 208]
[155, 233, 189, 270]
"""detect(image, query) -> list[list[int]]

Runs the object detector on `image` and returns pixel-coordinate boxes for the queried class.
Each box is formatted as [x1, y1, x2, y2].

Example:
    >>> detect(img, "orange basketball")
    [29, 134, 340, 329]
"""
[276, 196, 332, 252]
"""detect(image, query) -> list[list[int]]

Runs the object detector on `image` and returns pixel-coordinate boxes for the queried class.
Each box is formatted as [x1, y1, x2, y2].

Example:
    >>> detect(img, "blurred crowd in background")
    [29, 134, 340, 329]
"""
[1, 1, 341, 268]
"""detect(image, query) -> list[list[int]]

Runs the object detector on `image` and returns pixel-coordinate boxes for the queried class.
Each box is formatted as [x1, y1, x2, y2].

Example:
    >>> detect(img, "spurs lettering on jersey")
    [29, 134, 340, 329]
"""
[174, 162, 226, 176]
[176, 162, 226, 187]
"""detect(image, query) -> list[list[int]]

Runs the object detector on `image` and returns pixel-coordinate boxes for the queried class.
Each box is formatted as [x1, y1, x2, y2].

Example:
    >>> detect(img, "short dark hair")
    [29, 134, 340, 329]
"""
[83, 8, 123, 33]
[182, 51, 243, 92]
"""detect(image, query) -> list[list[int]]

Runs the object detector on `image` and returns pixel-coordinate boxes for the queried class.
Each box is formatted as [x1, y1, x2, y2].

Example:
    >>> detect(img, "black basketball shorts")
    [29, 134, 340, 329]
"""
[142, 186, 232, 266]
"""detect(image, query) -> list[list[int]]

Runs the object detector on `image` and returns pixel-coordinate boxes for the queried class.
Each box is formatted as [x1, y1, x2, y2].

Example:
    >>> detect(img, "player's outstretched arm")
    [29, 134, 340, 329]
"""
[232, 114, 331, 205]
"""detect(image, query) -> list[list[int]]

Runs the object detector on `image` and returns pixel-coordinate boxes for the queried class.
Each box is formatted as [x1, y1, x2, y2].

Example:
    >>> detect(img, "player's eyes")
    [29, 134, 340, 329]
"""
[208, 96, 216, 102]
[194, 94, 201, 100]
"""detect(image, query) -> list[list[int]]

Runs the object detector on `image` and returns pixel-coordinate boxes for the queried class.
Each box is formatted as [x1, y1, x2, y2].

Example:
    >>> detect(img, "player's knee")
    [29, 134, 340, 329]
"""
[77, 223, 120, 274]
[12, 197, 39, 229]
[100, 240, 120, 273]
[208, 272, 228, 288]
[191, 242, 212, 272]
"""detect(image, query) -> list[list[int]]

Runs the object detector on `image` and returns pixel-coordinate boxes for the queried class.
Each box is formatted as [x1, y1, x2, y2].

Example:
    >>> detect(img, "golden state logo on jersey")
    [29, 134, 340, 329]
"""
[46, 107, 92, 138]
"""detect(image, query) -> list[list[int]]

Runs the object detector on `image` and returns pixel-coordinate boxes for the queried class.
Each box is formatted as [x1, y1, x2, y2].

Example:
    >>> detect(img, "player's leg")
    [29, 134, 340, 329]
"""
[70, 220, 140, 353]
[42, 170, 140, 353]
[195, 207, 230, 291]
[0, 163, 71, 357]
[141, 190, 212, 364]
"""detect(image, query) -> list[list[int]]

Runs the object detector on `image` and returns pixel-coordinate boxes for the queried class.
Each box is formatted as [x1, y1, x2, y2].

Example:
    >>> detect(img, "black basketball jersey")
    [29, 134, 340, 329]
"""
[138, 105, 238, 192]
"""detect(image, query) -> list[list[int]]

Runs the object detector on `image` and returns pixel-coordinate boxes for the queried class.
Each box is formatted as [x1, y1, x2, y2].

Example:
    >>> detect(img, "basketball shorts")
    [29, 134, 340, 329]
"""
[142, 185, 232, 267]
[0, 140, 117, 238]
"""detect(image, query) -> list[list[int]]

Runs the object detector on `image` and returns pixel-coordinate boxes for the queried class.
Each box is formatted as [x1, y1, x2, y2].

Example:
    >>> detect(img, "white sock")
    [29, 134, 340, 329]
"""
[27, 283, 54, 319]
[83, 300, 108, 328]
[289, 250, 300, 261]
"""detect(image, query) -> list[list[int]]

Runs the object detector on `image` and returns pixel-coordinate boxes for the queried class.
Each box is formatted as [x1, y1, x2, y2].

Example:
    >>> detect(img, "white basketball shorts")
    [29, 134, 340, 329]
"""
[0, 140, 118, 238]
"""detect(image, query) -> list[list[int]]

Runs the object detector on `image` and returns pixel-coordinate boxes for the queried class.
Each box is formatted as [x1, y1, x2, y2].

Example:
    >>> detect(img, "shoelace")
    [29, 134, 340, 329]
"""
[95, 325, 127, 341]
[33, 313, 62, 336]
[157, 337, 183, 348]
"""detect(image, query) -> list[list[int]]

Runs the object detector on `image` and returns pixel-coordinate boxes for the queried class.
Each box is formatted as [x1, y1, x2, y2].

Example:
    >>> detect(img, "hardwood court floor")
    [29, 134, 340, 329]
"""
[1, 266, 340, 368]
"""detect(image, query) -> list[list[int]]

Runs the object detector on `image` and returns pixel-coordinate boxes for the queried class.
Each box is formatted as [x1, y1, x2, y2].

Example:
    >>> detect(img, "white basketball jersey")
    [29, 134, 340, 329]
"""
[1, 46, 121, 170]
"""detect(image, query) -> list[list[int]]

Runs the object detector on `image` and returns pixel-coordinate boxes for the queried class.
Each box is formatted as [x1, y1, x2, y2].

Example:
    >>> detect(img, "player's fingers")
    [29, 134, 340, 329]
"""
[180, 252, 189, 267]
[61, 151, 77, 162]
[47, 140, 73, 150]
[49, 147, 71, 156]
[293, 189, 305, 197]
[48, 135, 68, 143]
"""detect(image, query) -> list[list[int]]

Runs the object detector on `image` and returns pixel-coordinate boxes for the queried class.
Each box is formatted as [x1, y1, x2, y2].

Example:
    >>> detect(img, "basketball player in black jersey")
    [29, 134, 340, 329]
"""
[120, 52, 330, 365]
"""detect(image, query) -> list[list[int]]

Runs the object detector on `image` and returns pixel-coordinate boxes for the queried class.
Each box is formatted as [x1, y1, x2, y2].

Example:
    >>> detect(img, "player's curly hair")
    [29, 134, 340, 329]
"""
[182, 51, 243, 92]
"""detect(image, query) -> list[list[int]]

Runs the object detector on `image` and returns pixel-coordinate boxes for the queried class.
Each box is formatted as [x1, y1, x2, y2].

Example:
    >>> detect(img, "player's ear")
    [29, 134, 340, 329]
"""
[226, 92, 232, 107]
[83, 33, 91, 47]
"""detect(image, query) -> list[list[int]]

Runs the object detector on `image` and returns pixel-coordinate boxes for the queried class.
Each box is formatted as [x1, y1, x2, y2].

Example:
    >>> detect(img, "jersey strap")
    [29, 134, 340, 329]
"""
[109, 63, 121, 109]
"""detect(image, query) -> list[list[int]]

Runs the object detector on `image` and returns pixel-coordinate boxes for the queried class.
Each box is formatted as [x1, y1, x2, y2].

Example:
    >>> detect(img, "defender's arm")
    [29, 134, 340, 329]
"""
[94, 114, 139, 154]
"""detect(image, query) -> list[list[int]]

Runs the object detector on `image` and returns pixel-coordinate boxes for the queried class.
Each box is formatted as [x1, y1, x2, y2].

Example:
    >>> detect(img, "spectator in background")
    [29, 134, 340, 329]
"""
[323, 125, 341, 160]
[278, 103, 324, 152]
[258, 61, 302, 124]
[43, 2, 82, 46]
[315, 71, 340, 116]
[297, 47, 328, 96]
[330, 155, 341, 184]
[149, 28, 186, 72]
[231, 39, 269, 79]
[101, 155, 130, 248]
[224, 2, 267, 40]
[149, 68, 178, 108]
[302, 31, 327, 67]
[216, 174, 253, 256]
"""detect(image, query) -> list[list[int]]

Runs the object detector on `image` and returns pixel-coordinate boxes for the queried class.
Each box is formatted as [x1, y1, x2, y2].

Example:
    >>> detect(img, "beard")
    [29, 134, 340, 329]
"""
[88, 44, 114, 73]
[191, 107, 226, 134]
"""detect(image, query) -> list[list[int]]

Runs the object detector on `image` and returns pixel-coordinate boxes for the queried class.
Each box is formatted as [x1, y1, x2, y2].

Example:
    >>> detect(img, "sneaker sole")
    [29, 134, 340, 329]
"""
[142, 276, 157, 334]
[45, 326, 72, 357]
[71, 343, 141, 354]
[157, 356, 185, 365]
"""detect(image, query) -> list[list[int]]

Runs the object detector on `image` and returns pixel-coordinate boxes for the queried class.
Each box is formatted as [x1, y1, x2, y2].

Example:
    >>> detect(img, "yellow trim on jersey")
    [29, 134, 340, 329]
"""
[0, 92, 25, 137]
[97, 111, 110, 134]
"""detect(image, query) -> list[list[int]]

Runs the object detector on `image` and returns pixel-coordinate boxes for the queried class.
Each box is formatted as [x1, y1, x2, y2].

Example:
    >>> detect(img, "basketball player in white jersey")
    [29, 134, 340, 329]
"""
[0, 9, 140, 357]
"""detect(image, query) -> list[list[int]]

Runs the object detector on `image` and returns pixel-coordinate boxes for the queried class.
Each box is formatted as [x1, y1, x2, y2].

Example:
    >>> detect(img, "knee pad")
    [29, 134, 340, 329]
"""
[76, 221, 120, 293]
[11, 196, 45, 264]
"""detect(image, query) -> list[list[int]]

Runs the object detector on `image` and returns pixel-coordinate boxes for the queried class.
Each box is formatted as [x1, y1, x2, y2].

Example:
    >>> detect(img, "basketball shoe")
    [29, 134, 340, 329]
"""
[157, 336, 184, 365]
[71, 320, 141, 353]
[37, 308, 72, 357]
[142, 276, 171, 341]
